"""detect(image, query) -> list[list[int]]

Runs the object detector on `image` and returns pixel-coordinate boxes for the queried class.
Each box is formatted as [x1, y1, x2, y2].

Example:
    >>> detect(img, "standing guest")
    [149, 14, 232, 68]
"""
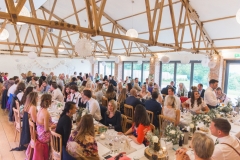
[133, 78, 141, 92]
[7, 76, 19, 96]
[145, 91, 162, 128]
[197, 83, 205, 98]
[82, 90, 102, 121]
[139, 84, 151, 100]
[104, 100, 122, 132]
[125, 89, 144, 110]
[210, 118, 240, 160]
[50, 82, 64, 102]
[38, 81, 50, 94]
[216, 87, 228, 103]
[94, 83, 103, 105]
[26, 71, 32, 83]
[63, 85, 70, 102]
[177, 83, 188, 97]
[121, 104, 151, 146]
[164, 88, 181, 109]
[204, 79, 219, 109]
[56, 102, 77, 160]
[67, 114, 99, 159]
[14, 82, 26, 102]
[67, 85, 80, 106]
[182, 90, 210, 114]
[176, 132, 214, 160]
[40, 72, 46, 81]
[105, 84, 116, 101]
[117, 88, 128, 114]
[33, 94, 55, 160]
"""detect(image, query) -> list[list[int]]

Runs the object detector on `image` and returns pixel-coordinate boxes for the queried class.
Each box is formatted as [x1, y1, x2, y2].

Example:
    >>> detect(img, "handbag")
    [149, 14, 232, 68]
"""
[66, 135, 83, 158]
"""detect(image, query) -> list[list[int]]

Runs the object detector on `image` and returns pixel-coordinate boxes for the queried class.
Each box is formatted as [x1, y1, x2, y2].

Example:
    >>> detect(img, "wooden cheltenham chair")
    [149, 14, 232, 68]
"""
[27, 118, 36, 160]
[50, 131, 62, 160]
[123, 104, 134, 126]
[102, 96, 108, 107]
[13, 107, 21, 141]
[121, 114, 127, 133]
[146, 110, 154, 124]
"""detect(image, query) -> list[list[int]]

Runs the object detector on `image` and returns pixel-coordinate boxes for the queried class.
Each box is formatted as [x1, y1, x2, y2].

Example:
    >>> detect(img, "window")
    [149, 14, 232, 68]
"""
[122, 61, 150, 83]
[160, 61, 209, 91]
[98, 61, 115, 76]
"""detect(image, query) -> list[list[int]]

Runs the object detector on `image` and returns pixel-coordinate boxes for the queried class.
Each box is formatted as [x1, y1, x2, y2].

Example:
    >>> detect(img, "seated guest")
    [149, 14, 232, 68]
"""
[102, 79, 109, 94]
[198, 83, 205, 99]
[117, 82, 123, 95]
[121, 104, 151, 145]
[139, 84, 151, 100]
[38, 81, 50, 94]
[26, 71, 32, 83]
[126, 83, 132, 96]
[210, 118, 240, 160]
[164, 88, 181, 109]
[67, 114, 99, 159]
[63, 85, 70, 102]
[177, 83, 188, 97]
[69, 77, 77, 86]
[163, 96, 180, 125]
[125, 89, 144, 109]
[182, 90, 209, 114]
[78, 91, 87, 108]
[56, 102, 77, 160]
[94, 83, 103, 105]
[105, 84, 116, 101]
[152, 87, 163, 104]
[20, 87, 34, 107]
[216, 87, 228, 103]
[50, 82, 64, 102]
[67, 85, 80, 106]
[104, 100, 122, 132]
[27, 77, 38, 88]
[161, 85, 171, 95]
[145, 91, 162, 128]
[204, 79, 219, 109]
[170, 81, 176, 92]
[117, 88, 128, 114]
[188, 86, 197, 98]
[176, 132, 214, 160]
[82, 90, 102, 121]
[147, 81, 154, 94]
[109, 75, 117, 87]
[133, 78, 141, 92]
[14, 82, 26, 102]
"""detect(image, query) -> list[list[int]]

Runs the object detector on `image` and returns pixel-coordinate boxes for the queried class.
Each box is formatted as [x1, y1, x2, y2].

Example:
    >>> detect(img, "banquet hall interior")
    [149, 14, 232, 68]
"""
[0, 0, 240, 160]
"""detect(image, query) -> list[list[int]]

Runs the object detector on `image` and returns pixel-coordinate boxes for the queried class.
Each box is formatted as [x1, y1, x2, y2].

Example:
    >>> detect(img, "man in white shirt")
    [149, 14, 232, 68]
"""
[82, 89, 102, 121]
[204, 79, 219, 109]
[7, 76, 19, 96]
[50, 82, 64, 102]
[210, 118, 240, 160]
[164, 87, 181, 109]
[67, 85, 80, 106]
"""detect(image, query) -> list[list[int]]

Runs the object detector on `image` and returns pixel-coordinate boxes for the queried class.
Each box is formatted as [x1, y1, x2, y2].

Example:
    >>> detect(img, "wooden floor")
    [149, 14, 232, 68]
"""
[0, 108, 26, 160]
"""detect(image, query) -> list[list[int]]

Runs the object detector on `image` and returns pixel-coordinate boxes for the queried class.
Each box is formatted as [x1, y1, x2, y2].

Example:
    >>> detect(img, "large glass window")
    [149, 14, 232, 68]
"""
[98, 61, 115, 76]
[143, 63, 150, 82]
[160, 61, 210, 91]
[133, 63, 142, 80]
[224, 61, 240, 104]
[123, 62, 132, 80]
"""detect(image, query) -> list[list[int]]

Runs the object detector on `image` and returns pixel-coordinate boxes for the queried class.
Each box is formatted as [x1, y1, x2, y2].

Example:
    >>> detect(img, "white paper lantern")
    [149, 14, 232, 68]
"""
[126, 29, 138, 38]
[181, 56, 190, 64]
[208, 60, 217, 68]
[236, 9, 240, 24]
[115, 56, 121, 64]
[58, 45, 65, 53]
[28, 52, 37, 59]
[161, 56, 170, 64]
[137, 60, 142, 64]
[201, 57, 209, 67]
[75, 39, 93, 57]
[0, 29, 9, 40]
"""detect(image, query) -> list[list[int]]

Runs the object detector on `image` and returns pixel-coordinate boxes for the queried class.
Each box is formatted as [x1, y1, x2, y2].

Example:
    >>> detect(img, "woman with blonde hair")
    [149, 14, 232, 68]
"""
[67, 114, 99, 160]
[139, 84, 151, 100]
[162, 96, 178, 120]
[105, 84, 116, 101]
[117, 88, 127, 114]
[94, 83, 103, 105]
[104, 100, 122, 132]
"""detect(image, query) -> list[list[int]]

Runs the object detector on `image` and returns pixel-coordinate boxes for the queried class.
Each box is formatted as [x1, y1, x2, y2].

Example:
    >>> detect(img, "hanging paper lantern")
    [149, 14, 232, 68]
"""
[115, 56, 121, 64]
[126, 29, 138, 38]
[58, 45, 65, 53]
[161, 56, 170, 64]
[0, 29, 9, 40]
[201, 57, 209, 67]
[181, 56, 190, 64]
[236, 9, 240, 24]
[75, 39, 93, 57]
[28, 52, 37, 59]
[208, 60, 217, 68]
[137, 60, 142, 64]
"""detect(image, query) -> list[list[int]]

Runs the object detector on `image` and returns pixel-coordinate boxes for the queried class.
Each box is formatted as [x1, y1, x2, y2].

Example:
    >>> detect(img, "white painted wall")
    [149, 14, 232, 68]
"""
[0, 55, 92, 77]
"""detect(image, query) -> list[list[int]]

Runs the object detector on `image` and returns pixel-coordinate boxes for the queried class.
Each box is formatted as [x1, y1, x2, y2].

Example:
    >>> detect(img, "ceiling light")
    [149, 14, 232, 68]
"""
[0, 29, 9, 40]
[126, 29, 138, 38]
[58, 45, 65, 53]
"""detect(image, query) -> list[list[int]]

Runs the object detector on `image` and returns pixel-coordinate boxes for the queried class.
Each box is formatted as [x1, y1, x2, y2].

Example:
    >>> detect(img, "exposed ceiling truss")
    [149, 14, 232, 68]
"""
[0, 0, 238, 58]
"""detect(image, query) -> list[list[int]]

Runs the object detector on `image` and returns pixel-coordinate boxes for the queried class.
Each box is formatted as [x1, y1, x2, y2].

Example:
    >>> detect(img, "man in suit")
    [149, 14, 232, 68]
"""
[198, 83, 205, 99]
[125, 89, 144, 109]
[145, 91, 162, 128]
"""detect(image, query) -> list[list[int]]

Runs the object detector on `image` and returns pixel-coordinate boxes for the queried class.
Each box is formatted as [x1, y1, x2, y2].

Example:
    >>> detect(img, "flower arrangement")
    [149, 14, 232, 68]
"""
[57, 102, 63, 108]
[235, 97, 240, 107]
[146, 129, 161, 152]
[217, 102, 233, 115]
[191, 113, 212, 128]
[164, 123, 182, 145]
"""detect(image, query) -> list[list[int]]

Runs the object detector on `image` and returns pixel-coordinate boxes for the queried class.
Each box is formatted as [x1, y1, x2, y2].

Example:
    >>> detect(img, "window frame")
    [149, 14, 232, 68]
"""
[98, 61, 115, 76]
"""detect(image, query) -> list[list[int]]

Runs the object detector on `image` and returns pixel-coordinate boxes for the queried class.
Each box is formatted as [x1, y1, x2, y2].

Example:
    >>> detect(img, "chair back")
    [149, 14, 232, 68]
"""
[117, 102, 121, 111]
[13, 108, 21, 131]
[123, 104, 134, 121]
[121, 114, 127, 133]
[29, 119, 36, 147]
[102, 96, 108, 107]
[159, 115, 175, 137]
[150, 123, 155, 132]
[146, 110, 154, 124]
[50, 131, 62, 160]
[15, 100, 20, 110]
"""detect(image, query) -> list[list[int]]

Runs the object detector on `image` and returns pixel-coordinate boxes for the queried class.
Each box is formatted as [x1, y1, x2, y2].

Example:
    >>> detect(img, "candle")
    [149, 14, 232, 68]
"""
[162, 147, 166, 153]
[100, 133, 106, 140]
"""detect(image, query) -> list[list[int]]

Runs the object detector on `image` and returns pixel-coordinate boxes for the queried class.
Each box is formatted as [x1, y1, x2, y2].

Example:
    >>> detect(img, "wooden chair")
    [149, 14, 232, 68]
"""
[146, 110, 154, 124]
[50, 131, 62, 160]
[150, 123, 155, 132]
[13, 107, 21, 141]
[102, 96, 108, 107]
[15, 100, 20, 110]
[121, 114, 127, 133]
[117, 102, 120, 111]
[123, 104, 134, 126]
[28, 118, 36, 160]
